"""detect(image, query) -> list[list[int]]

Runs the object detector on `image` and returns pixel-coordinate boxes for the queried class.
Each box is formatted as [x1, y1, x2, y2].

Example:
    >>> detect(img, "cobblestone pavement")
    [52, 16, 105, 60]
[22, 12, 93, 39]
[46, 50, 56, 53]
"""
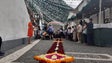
[11, 39, 112, 63]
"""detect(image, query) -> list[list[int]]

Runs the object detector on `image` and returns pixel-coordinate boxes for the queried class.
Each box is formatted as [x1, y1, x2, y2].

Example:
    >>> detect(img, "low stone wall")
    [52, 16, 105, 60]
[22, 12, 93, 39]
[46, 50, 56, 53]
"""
[94, 28, 112, 47]
[1, 37, 28, 51]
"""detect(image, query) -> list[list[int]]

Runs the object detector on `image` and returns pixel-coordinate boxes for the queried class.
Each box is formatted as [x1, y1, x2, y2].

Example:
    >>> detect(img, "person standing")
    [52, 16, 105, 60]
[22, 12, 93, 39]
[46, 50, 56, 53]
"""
[0, 36, 5, 56]
[59, 26, 65, 39]
[82, 21, 87, 44]
[76, 21, 83, 43]
[27, 18, 34, 44]
[87, 18, 94, 45]
[67, 27, 72, 40]
[47, 25, 54, 39]
[73, 25, 77, 41]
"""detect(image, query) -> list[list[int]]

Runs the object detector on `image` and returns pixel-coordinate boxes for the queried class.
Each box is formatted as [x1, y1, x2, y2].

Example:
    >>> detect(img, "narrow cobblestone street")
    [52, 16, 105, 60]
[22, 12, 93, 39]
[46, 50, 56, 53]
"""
[1, 0, 112, 63]
[5, 39, 111, 63]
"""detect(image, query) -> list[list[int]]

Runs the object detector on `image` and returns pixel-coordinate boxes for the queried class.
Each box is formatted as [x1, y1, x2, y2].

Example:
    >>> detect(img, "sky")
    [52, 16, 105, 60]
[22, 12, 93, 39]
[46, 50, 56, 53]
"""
[63, 0, 82, 9]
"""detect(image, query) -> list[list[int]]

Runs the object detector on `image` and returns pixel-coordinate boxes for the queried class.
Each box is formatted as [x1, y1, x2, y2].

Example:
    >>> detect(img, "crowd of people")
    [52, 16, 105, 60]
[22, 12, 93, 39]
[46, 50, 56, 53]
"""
[62, 18, 94, 45]
[27, 18, 94, 46]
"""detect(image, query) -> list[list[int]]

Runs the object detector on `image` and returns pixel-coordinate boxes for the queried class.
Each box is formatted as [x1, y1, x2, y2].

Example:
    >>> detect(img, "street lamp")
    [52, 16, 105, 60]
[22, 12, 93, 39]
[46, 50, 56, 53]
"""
[99, 0, 102, 24]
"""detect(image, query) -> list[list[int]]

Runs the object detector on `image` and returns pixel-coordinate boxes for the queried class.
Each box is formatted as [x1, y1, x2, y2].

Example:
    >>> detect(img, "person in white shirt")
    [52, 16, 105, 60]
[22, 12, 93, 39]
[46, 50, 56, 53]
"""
[76, 21, 83, 43]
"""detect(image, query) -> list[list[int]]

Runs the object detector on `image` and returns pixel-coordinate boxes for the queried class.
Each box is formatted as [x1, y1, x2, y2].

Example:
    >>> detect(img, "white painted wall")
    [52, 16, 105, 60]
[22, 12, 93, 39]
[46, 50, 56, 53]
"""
[0, 0, 30, 41]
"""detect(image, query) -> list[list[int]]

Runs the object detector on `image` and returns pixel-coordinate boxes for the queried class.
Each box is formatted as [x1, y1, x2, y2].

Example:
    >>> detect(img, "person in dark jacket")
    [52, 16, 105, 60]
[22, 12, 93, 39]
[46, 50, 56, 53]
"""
[87, 18, 94, 45]
[0, 36, 5, 56]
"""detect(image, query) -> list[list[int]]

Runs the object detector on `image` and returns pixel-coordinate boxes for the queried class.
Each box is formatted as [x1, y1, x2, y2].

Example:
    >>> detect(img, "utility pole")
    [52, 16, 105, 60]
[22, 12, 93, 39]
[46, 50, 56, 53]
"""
[99, 0, 102, 24]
